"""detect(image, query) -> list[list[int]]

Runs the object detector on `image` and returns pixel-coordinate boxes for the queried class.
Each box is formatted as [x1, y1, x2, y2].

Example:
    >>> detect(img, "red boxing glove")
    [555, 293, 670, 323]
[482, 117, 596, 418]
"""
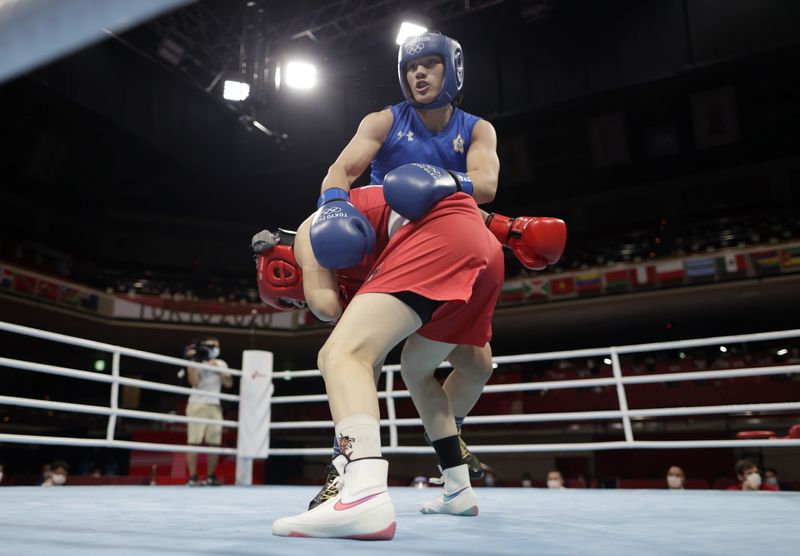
[486, 214, 567, 270]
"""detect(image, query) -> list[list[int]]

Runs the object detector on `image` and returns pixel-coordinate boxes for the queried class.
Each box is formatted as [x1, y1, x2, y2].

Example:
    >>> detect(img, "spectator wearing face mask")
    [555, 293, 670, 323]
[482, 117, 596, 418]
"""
[547, 469, 566, 489]
[42, 460, 69, 487]
[727, 459, 778, 491]
[764, 468, 792, 491]
[521, 472, 533, 488]
[183, 336, 233, 486]
[666, 466, 685, 489]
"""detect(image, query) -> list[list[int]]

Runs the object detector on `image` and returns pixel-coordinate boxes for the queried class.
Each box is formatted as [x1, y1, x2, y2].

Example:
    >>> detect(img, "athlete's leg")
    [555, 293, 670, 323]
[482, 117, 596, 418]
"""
[400, 333, 479, 517]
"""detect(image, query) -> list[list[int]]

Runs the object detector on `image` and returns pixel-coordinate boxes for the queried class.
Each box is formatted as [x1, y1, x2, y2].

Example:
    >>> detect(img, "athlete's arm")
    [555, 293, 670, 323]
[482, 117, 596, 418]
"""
[320, 109, 394, 194]
[295, 215, 345, 322]
[466, 119, 500, 204]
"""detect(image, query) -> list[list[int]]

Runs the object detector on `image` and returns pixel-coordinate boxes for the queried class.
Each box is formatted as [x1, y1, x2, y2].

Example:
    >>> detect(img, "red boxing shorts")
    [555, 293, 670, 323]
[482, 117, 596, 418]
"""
[356, 193, 504, 347]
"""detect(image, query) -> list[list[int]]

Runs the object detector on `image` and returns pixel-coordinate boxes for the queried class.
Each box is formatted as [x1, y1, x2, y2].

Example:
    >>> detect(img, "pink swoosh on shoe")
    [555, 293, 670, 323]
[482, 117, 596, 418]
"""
[333, 492, 384, 511]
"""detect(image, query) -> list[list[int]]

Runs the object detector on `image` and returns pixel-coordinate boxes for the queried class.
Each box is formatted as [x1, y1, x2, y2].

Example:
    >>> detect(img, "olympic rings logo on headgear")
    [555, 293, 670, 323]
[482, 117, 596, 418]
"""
[406, 42, 426, 56]
[398, 32, 464, 110]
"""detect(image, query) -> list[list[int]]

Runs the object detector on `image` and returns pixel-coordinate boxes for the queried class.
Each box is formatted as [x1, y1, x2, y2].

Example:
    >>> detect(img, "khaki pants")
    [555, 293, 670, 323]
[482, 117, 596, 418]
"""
[186, 403, 223, 445]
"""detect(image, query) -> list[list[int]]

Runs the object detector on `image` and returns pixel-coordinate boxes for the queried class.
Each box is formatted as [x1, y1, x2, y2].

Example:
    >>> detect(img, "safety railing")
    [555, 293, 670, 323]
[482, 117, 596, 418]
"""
[268, 329, 800, 455]
[0, 321, 241, 455]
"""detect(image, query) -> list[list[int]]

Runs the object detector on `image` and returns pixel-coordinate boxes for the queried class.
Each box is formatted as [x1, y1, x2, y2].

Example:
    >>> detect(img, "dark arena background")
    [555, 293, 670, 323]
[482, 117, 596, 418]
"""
[1, 1, 799, 554]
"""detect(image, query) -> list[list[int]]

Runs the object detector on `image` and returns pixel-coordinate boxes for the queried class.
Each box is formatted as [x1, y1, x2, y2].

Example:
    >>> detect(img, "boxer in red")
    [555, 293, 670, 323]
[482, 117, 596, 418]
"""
[260, 186, 565, 538]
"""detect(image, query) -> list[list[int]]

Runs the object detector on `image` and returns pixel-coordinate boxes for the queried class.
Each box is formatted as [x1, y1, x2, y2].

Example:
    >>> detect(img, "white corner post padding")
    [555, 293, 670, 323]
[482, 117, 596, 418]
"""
[236, 350, 274, 485]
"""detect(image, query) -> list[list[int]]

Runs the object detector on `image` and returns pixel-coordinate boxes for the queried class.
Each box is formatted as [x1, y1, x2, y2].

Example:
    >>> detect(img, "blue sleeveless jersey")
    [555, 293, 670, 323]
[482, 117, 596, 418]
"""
[369, 101, 481, 185]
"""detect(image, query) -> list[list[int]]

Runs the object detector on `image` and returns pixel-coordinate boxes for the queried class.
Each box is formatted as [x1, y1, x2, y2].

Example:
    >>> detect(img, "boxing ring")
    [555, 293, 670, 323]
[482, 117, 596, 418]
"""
[1, 321, 799, 555]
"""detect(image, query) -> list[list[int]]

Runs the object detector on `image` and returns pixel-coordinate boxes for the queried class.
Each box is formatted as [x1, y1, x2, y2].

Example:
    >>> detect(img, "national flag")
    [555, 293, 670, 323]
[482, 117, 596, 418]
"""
[499, 281, 528, 303]
[576, 271, 602, 294]
[749, 250, 780, 273]
[38, 280, 59, 301]
[655, 260, 684, 283]
[604, 269, 630, 291]
[59, 286, 81, 306]
[715, 253, 747, 276]
[79, 293, 99, 311]
[527, 278, 550, 299]
[13, 274, 38, 295]
[0, 266, 13, 289]
[630, 265, 655, 287]
[550, 276, 575, 296]
[781, 247, 800, 270]
[684, 257, 716, 280]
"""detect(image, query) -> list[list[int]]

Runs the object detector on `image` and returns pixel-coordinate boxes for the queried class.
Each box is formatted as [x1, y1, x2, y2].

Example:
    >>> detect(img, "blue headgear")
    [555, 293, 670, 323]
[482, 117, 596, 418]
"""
[398, 32, 464, 109]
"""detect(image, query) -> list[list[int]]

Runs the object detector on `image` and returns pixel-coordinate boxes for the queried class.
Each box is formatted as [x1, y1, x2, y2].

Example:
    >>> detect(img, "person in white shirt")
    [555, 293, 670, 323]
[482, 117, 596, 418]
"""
[184, 337, 232, 486]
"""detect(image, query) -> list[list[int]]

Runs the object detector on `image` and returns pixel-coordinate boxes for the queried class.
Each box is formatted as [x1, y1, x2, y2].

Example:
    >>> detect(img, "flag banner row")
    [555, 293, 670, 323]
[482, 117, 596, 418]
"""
[3, 243, 800, 328]
[0, 264, 99, 312]
[497, 244, 800, 305]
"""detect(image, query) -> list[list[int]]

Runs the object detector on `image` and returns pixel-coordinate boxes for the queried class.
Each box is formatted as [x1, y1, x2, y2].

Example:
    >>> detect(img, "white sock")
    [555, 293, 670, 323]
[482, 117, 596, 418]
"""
[335, 413, 382, 461]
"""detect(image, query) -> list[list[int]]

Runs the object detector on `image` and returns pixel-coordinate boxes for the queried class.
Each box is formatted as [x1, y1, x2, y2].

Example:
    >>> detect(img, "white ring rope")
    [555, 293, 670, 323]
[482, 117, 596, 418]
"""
[0, 321, 241, 376]
[1, 321, 799, 456]
[0, 320, 243, 455]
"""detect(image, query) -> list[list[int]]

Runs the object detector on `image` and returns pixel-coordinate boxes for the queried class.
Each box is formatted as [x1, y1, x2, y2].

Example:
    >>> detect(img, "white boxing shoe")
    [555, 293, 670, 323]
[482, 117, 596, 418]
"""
[420, 464, 479, 516]
[272, 455, 396, 540]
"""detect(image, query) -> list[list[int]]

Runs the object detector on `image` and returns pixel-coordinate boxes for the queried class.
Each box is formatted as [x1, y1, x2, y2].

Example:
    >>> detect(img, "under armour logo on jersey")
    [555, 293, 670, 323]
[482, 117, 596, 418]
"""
[397, 130, 414, 142]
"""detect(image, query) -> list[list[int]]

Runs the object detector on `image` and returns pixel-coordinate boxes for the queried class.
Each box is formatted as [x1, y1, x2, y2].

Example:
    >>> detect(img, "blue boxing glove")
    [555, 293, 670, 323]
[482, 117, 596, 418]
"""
[383, 163, 473, 221]
[310, 187, 376, 269]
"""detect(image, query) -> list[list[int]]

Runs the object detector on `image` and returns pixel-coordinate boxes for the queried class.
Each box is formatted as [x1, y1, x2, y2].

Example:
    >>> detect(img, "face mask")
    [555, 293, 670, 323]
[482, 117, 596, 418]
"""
[521, 479, 532, 488]
[51, 473, 67, 486]
[667, 475, 683, 489]
[209, 347, 220, 359]
[746, 473, 761, 487]
[484, 475, 495, 487]
[547, 480, 562, 489]
[766, 477, 778, 486]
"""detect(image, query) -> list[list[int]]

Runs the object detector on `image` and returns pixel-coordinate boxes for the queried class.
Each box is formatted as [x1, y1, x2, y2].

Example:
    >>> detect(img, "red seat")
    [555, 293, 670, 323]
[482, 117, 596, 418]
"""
[736, 430, 777, 439]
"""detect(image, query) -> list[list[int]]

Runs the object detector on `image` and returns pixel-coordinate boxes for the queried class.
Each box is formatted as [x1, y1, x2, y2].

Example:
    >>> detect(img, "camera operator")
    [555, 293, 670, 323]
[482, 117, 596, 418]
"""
[183, 337, 232, 486]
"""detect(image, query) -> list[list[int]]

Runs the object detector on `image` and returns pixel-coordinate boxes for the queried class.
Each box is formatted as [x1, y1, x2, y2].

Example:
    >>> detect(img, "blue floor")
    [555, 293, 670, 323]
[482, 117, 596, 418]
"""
[2, 485, 798, 555]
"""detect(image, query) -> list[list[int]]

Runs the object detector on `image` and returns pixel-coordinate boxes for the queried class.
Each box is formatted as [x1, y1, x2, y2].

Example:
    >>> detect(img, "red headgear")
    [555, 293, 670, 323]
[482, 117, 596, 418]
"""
[255, 230, 306, 310]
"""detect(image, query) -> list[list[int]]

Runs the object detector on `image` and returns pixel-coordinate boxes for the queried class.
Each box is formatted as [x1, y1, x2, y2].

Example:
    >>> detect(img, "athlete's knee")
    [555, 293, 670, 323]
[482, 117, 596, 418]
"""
[450, 344, 494, 383]
[317, 337, 379, 379]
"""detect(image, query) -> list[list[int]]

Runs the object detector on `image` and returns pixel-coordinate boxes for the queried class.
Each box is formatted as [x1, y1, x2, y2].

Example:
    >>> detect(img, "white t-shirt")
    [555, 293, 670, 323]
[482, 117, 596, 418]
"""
[188, 359, 228, 405]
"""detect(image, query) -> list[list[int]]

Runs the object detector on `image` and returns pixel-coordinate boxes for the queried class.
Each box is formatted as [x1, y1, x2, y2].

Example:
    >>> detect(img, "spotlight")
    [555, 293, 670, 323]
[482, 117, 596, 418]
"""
[776, 348, 788, 356]
[285, 62, 316, 90]
[223, 80, 250, 101]
[396, 21, 427, 44]
[719, 346, 727, 353]
[603, 358, 612, 365]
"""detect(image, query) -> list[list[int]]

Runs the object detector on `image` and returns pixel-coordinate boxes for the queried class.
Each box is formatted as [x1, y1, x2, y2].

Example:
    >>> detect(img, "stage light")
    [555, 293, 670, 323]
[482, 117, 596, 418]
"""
[719, 346, 727, 353]
[285, 62, 316, 90]
[223, 80, 250, 101]
[396, 21, 427, 44]
[776, 348, 788, 356]
[603, 358, 612, 365]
